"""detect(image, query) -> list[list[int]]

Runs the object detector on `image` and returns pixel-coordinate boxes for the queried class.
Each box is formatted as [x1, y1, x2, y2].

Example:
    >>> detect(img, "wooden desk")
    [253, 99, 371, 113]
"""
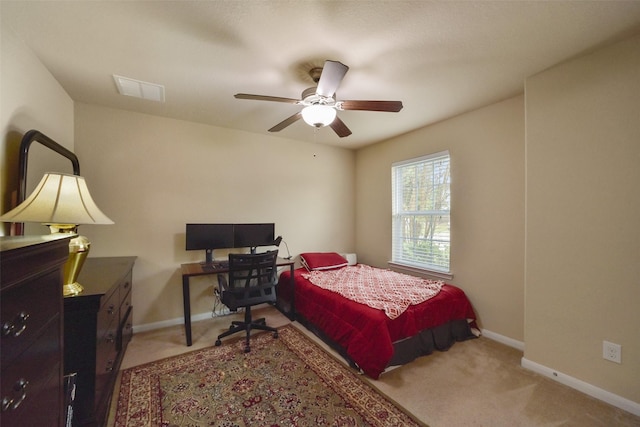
[180, 257, 294, 346]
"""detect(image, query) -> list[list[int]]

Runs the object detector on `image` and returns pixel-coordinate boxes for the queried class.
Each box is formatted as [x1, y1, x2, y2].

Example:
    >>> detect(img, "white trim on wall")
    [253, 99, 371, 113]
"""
[521, 358, 640, 417]
[134, 319, 639, 416]
[461, 330, 640, 416]
[481, 328, 525, 351]
[133, 309, 230, 334]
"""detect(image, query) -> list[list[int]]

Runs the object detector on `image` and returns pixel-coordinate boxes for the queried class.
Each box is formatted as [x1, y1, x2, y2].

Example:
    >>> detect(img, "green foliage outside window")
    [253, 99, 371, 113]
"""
[392, 152, 450, 272]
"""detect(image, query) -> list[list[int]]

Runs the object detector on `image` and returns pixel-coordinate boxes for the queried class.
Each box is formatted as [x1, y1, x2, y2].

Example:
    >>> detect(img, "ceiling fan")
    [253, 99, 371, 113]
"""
[235, 60, 403, 138]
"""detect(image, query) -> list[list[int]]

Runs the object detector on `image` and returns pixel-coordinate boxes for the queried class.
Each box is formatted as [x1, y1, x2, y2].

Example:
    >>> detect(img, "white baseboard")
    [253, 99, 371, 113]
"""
[131, 321, 638, 417]
[133, 309, 231, 334]
[521, 357, 640, 417]
[481, 328, 525, 351]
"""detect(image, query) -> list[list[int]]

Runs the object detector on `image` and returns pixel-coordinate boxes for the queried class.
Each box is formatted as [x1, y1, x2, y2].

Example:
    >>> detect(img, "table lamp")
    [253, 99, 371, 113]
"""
[0, 172, 114, 296]
[273, 235, 292, 259]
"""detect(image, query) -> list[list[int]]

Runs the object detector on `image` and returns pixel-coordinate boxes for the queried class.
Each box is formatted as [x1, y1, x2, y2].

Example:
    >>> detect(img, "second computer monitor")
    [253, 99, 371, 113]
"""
[234, 223, 275, 252]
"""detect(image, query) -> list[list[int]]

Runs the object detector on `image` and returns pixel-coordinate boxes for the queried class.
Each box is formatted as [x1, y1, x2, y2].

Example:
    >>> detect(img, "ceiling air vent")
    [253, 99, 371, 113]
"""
[113, 75, 165, 102]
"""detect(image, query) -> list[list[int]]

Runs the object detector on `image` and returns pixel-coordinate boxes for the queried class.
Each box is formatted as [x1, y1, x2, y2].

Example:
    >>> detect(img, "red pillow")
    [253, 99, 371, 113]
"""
[300, 252, 348, 271]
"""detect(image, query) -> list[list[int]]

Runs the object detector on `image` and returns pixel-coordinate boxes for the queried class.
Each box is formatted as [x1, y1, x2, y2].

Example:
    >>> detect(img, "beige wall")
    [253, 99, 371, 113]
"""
[3, 8, 637, 409]
[0, 19, 74, 235]
[524, 34, 640, 403]
[355, 96, 526, 342]
[74, 103, 355, 326]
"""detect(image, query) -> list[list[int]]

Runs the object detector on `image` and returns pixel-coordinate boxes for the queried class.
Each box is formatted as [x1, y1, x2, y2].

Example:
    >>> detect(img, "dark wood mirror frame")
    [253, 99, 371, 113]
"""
[18, 129, 80, 202]
[16, 129, 80, 234]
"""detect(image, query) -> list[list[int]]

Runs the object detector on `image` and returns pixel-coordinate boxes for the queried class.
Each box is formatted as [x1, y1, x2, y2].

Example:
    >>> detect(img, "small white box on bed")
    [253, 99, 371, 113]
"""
[341, 253, 357, 266]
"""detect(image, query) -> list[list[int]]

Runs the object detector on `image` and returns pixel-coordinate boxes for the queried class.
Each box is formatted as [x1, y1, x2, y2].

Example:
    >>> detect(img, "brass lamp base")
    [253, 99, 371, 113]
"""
[63, 281, 85, 297]
[49, 225, 90, 296]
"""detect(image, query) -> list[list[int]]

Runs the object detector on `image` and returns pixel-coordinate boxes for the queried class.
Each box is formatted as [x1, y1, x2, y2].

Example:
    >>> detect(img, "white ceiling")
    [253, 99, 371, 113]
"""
[3, 1, 640, 149]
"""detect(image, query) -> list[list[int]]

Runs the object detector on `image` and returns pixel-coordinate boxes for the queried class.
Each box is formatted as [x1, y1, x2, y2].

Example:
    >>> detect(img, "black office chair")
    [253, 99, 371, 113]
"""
[215, 250, 279, 352]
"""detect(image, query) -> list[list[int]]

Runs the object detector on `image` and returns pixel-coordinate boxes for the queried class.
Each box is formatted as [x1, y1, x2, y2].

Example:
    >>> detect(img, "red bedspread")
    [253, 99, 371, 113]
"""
[278, 267, 477, 379]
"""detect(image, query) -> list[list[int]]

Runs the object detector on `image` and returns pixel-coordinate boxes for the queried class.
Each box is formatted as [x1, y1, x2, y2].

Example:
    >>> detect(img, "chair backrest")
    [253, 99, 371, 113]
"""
[220, 250, 279, 310]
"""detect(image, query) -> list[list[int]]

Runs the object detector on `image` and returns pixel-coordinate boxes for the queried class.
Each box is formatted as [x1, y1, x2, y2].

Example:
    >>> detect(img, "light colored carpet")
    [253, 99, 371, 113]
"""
[109, 305, 640, 426]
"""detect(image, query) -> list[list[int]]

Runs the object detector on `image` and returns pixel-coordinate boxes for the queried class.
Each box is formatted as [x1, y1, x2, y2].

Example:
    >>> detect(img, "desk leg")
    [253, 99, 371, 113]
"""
[182, 275, 192, 346]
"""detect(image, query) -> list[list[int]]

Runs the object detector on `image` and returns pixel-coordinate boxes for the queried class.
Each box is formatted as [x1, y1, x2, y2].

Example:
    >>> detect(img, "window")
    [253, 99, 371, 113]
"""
[391, 151, 450, 273]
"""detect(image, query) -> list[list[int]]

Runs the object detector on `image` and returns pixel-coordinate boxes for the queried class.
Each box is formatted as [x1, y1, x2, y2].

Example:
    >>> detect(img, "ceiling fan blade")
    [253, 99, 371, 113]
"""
[268, 112, 302, 132]
[338, 100, 403, 112]
[235, 93, 300, 104]
[329, 116, 352, 138]
[316, 60, 349, 98]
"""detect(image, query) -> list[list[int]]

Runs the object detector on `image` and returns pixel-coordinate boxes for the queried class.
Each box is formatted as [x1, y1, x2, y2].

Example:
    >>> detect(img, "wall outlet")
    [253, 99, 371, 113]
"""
[603, 340, 622, 364]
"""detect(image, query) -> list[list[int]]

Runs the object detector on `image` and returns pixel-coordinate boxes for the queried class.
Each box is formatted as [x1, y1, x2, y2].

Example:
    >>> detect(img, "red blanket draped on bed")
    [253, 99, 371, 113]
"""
[278, 267, 477, 379]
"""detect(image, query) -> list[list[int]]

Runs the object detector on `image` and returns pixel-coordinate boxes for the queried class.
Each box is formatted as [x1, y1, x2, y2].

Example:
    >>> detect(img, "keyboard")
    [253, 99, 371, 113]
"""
[200, 261, 229, 272]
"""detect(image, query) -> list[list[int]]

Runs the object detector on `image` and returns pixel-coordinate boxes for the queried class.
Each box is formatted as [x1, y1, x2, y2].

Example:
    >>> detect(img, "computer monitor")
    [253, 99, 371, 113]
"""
[233, 223, 275, 253]
[185, 223, 234, 264]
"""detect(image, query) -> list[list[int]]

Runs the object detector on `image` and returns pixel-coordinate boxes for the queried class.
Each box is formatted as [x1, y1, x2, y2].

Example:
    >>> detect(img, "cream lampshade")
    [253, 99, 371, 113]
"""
[0, 172, 113, 296]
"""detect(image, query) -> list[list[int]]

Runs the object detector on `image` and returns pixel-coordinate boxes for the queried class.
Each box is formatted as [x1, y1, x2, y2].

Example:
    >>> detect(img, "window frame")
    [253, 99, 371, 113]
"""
[390, 150, 451, 278]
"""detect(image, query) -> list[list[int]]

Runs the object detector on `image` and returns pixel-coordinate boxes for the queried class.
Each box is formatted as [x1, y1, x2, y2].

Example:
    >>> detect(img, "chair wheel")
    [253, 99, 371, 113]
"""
[244, 346, 251, 353]
[215, 339, 222, 346]
[273, 331, 278, 339]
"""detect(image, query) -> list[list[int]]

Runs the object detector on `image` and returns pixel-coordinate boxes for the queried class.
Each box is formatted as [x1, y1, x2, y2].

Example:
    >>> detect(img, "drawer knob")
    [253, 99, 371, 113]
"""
[107, 304, 116, 315]
[1, 311, 30, 337]
[1, 378, 29, 412]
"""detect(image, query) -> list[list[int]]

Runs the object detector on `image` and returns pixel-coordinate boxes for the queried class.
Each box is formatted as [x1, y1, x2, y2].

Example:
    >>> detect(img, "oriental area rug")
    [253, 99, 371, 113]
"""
[114, 324, 426, 427]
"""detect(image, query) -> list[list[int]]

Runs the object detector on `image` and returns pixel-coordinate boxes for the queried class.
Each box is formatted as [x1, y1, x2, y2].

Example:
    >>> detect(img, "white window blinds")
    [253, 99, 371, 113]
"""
[391, 151, 451, 272]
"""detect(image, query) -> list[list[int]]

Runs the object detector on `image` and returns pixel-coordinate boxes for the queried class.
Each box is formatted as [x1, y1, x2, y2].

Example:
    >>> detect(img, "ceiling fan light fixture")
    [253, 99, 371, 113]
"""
[301, 105, 337, 127]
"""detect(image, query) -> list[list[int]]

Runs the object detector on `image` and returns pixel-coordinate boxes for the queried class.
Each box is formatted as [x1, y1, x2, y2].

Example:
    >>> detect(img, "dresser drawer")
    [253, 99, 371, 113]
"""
[96, 323, 118, 370]
[1, 366, 62, 427]
[120, 275, 132, 303]
[120, 286, 132, 320]
[96, 288, 119, 341]
[1, 269, 60, 366]
[1, 319, 62, 427]
[119, 306, 133, 353]
[94, 323, 118, 408]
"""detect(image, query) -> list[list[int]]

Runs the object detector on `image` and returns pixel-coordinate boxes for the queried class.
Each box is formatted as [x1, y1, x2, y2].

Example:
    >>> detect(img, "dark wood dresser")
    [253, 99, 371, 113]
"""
[64, 256, 135, 426]
[1, 235, 71, 427]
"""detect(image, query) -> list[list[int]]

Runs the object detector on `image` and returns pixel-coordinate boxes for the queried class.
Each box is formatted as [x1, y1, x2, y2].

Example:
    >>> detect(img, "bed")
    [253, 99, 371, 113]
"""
[276, 252, 478, 379]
